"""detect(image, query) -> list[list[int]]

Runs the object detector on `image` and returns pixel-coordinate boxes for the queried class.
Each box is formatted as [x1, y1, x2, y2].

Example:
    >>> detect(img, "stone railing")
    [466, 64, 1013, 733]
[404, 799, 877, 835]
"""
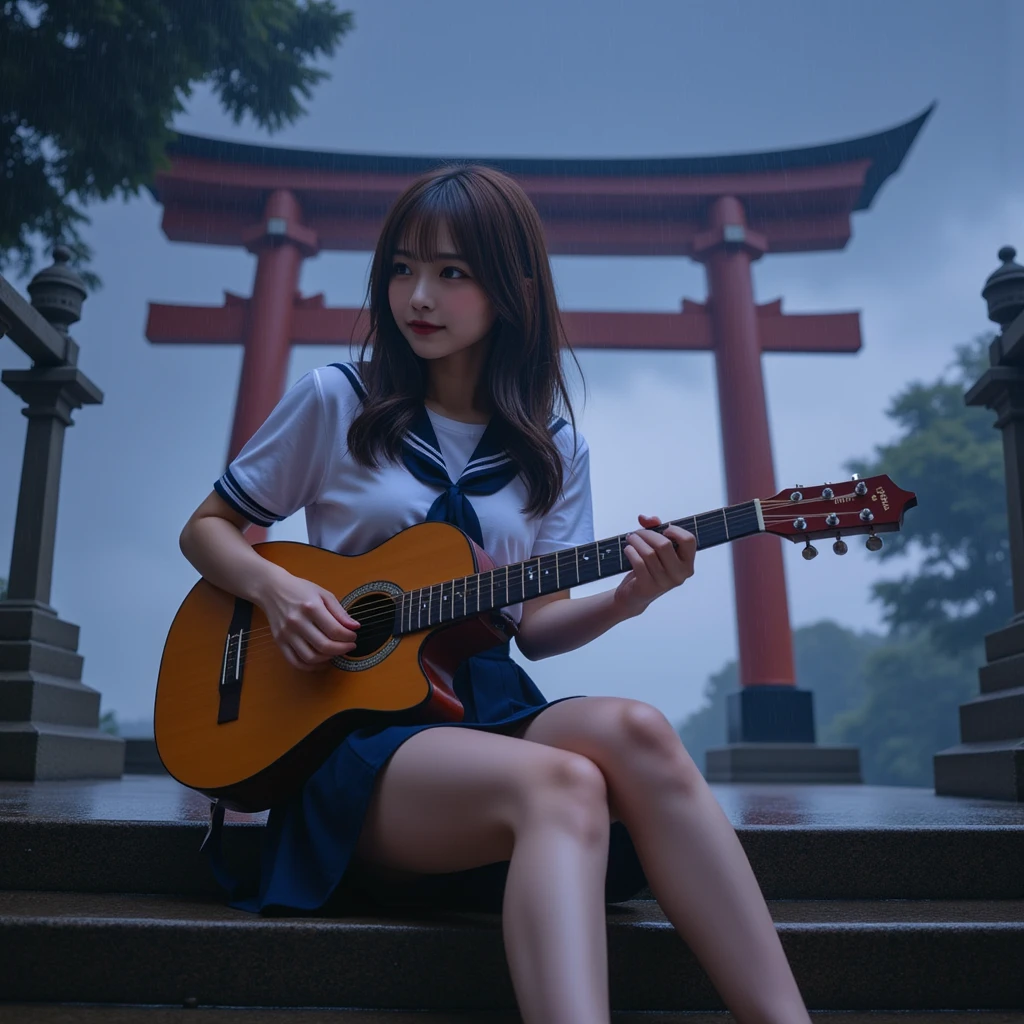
[0, 249, 123, 779]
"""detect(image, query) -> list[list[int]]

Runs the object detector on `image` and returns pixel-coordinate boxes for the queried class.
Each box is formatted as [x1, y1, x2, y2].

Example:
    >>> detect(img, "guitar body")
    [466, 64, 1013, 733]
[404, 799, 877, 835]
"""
[154, 472, 917, 814]
[154, 521, 511, 811]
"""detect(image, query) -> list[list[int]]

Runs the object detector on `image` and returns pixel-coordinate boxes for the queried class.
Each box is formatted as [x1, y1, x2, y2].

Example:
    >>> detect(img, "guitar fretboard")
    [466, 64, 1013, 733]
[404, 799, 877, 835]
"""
[394, 499, 763, 634]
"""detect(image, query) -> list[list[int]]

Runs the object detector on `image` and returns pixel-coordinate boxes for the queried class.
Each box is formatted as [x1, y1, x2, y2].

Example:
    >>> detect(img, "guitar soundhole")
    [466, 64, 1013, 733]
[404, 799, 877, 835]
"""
[347, 592, 397, 658]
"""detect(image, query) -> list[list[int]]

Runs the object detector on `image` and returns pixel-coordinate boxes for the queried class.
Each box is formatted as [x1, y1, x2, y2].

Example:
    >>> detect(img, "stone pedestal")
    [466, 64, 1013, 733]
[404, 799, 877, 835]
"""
[0, 603, 124, 780]
[934, 619, 1024, 801]
[706, 686, 862, 783]
[707, 742, 862, 783]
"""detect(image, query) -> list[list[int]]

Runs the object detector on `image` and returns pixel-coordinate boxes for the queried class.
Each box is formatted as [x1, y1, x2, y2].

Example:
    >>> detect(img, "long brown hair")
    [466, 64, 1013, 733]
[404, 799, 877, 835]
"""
[347, 164, 583, 518]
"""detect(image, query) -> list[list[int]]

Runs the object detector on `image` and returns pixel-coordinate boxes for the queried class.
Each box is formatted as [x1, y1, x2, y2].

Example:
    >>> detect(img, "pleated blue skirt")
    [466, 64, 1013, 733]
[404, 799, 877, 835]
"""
[230, 643, 647, 915]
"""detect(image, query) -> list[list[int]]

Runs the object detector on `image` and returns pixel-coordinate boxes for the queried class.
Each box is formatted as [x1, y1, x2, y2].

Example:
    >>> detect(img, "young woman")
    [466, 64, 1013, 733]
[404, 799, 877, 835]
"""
[179, 165, 811, 1023]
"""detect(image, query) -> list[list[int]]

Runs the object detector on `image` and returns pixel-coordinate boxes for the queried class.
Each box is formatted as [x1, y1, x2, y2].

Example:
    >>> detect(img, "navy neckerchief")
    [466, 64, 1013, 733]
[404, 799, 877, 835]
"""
[333, 362, 566, 546]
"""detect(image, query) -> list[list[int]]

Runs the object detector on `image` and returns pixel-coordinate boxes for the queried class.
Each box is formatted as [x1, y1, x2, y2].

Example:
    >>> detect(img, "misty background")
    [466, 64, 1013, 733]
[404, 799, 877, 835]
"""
[1, 0, 1021, 737]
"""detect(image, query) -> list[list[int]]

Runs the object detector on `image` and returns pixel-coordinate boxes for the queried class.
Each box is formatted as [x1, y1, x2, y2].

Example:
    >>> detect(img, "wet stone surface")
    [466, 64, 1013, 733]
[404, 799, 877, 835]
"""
[1, 776, 1023, 828]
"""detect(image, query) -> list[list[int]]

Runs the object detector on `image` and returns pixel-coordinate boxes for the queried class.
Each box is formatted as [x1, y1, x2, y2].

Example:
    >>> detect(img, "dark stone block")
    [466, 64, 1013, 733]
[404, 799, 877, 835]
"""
[960, 687, 1024, 743]
[934, 741, 1024, 802]
[705, 743, 861, 783]
[978, 653, 1024, 695]
[0, 723, 124, 781]
[0, 676, 101, 727]
[985, 619, 1024, 662]
[0, 605, 80, 650]
[0, 638, 84, 679]
[726, 686, 815, 743]
[124, 738, 168, 776]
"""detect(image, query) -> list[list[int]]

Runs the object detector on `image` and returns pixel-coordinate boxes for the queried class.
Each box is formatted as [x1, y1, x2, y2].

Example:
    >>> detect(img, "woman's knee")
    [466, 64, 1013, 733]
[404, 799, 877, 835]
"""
[515, 749, 610, 845]
[611, 700, 703, 792]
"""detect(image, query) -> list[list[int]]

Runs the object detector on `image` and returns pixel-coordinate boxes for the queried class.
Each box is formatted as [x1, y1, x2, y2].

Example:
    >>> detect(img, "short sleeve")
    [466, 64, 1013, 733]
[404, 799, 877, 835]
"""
[531, 432, 595, 556]
[214, 370, 329, 527]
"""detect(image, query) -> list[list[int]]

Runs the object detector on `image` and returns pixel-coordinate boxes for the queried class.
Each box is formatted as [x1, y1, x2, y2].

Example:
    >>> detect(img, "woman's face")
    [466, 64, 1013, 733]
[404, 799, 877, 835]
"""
[388, 222, 496, 361]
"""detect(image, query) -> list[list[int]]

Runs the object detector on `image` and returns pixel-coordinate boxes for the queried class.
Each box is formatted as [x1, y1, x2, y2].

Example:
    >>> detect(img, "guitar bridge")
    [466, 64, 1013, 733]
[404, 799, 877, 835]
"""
[218, 598, 253, 723]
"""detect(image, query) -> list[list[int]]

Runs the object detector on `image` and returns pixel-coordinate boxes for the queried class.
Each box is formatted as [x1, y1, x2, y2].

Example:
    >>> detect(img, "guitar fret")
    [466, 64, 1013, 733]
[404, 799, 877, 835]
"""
[398, 500, 762, 632]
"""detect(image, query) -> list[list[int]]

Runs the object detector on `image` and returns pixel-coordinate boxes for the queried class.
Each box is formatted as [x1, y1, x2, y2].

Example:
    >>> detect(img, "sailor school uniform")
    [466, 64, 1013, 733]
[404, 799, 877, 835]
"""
[210, 362, 646, 914]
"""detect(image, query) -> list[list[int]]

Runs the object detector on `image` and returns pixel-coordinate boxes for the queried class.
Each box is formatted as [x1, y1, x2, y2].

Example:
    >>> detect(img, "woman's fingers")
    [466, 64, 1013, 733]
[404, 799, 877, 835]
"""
[625, 530, 673, 588]
[626, 519, 697, 588]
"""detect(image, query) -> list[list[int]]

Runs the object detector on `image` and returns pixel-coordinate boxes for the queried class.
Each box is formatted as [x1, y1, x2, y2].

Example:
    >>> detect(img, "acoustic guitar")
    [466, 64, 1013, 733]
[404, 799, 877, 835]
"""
[155, 473, 916, 810]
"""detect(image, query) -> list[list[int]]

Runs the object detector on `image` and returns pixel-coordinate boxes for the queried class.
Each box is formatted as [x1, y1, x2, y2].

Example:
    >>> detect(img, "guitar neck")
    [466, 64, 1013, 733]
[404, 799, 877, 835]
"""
[394, 499, 764, 635]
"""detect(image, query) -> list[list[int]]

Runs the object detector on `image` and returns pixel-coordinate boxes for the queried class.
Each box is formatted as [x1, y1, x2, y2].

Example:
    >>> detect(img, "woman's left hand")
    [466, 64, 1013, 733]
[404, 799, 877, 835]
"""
[613, 514, 697, 618]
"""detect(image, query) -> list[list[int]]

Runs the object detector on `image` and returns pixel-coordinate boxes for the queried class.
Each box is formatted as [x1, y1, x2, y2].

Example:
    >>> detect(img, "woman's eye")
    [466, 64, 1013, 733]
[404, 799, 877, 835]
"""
[441, 266, 467, 279]
[391, 262, 410, 275]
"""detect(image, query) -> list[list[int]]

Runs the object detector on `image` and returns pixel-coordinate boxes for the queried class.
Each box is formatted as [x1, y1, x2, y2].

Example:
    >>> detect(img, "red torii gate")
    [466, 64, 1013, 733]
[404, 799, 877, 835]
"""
[146, 107, 930, 708]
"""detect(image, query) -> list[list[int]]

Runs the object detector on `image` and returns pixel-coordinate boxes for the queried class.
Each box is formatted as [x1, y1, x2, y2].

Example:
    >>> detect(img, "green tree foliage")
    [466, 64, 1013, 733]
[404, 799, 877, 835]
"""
[848, 335, 1009, 655]
[828, 632, 978, 786]
[1, 0, 354, 279]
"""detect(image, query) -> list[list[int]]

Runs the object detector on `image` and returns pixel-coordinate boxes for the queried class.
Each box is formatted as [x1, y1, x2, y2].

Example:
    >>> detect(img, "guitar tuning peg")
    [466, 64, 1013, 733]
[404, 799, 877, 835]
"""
[866, 534, 883, 552]
[802, 541, 818, 560]
[833, 538, 848, 556]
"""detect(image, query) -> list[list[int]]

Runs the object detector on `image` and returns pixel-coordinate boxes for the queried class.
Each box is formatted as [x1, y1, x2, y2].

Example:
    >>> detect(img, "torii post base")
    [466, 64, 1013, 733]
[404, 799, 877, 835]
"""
[706, 743, 862, 784]
[705, 685, 862, 783]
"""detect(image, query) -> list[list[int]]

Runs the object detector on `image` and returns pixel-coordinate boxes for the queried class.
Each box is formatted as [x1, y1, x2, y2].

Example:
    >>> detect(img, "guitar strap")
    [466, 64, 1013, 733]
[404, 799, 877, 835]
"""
[199, 799, 240, 898]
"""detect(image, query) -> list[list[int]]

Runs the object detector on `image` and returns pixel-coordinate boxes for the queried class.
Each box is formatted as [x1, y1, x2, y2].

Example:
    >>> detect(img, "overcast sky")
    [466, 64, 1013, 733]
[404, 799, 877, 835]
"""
[1, 0, 1022, 731]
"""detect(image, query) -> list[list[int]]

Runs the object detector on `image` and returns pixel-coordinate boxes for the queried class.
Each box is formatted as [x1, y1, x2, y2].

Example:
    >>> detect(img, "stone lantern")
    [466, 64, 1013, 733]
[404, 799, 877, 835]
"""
[26, 245, 87, 336]
[933, 246, 1024, 801]
[0, 247, 124, 780]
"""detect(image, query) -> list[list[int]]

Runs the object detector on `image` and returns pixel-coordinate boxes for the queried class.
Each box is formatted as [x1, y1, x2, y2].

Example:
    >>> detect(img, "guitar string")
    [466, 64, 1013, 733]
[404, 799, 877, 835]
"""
[210, 508, 875, 664]
[220, 500, 865, 654]
[204, 506, 874, 660]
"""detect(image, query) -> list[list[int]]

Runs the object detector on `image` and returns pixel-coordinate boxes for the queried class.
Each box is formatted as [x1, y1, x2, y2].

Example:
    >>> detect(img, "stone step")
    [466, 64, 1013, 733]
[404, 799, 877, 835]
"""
[979, 649, 1024, 694]
[3, 813, 1024, 900]
[960, 685, 1024, 742]
[2, 1009, 1023, 1024]
[1, 891, 1022, 1011]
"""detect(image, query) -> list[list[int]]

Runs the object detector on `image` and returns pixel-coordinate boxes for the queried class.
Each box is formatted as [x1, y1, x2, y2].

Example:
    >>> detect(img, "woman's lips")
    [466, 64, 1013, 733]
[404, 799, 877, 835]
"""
[409, 322, 444, 335]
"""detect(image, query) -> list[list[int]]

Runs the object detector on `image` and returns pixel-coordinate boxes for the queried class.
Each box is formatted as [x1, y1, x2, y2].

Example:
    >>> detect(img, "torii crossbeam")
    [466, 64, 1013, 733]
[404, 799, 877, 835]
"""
[146, 107, 931, 739]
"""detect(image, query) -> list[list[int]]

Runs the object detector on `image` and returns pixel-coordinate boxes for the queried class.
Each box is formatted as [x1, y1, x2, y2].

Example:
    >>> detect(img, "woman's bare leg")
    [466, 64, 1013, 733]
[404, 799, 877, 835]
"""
[520, 697, 812, 1024]
[354, 726, 612, 1023]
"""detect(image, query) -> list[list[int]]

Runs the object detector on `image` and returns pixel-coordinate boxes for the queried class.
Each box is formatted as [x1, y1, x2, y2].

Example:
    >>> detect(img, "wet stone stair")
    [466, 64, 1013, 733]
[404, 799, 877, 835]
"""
[0, 777, 1022, 1020]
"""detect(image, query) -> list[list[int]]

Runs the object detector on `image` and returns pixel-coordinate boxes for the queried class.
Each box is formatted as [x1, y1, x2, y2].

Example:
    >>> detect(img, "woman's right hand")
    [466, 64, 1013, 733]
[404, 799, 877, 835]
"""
[258, 568, 360, 672]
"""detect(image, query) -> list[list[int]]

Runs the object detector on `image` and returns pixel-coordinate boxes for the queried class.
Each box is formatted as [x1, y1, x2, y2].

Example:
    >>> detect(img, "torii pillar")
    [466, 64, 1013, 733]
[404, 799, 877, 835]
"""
[230, 189, 318, 462]
[147, 108, 932, 781]
[696, 197, 858, 783]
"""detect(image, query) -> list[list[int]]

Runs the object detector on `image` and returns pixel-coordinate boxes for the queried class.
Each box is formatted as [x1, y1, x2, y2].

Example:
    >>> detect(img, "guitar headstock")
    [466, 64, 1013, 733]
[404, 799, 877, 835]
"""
[760, 474, 917, 558]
